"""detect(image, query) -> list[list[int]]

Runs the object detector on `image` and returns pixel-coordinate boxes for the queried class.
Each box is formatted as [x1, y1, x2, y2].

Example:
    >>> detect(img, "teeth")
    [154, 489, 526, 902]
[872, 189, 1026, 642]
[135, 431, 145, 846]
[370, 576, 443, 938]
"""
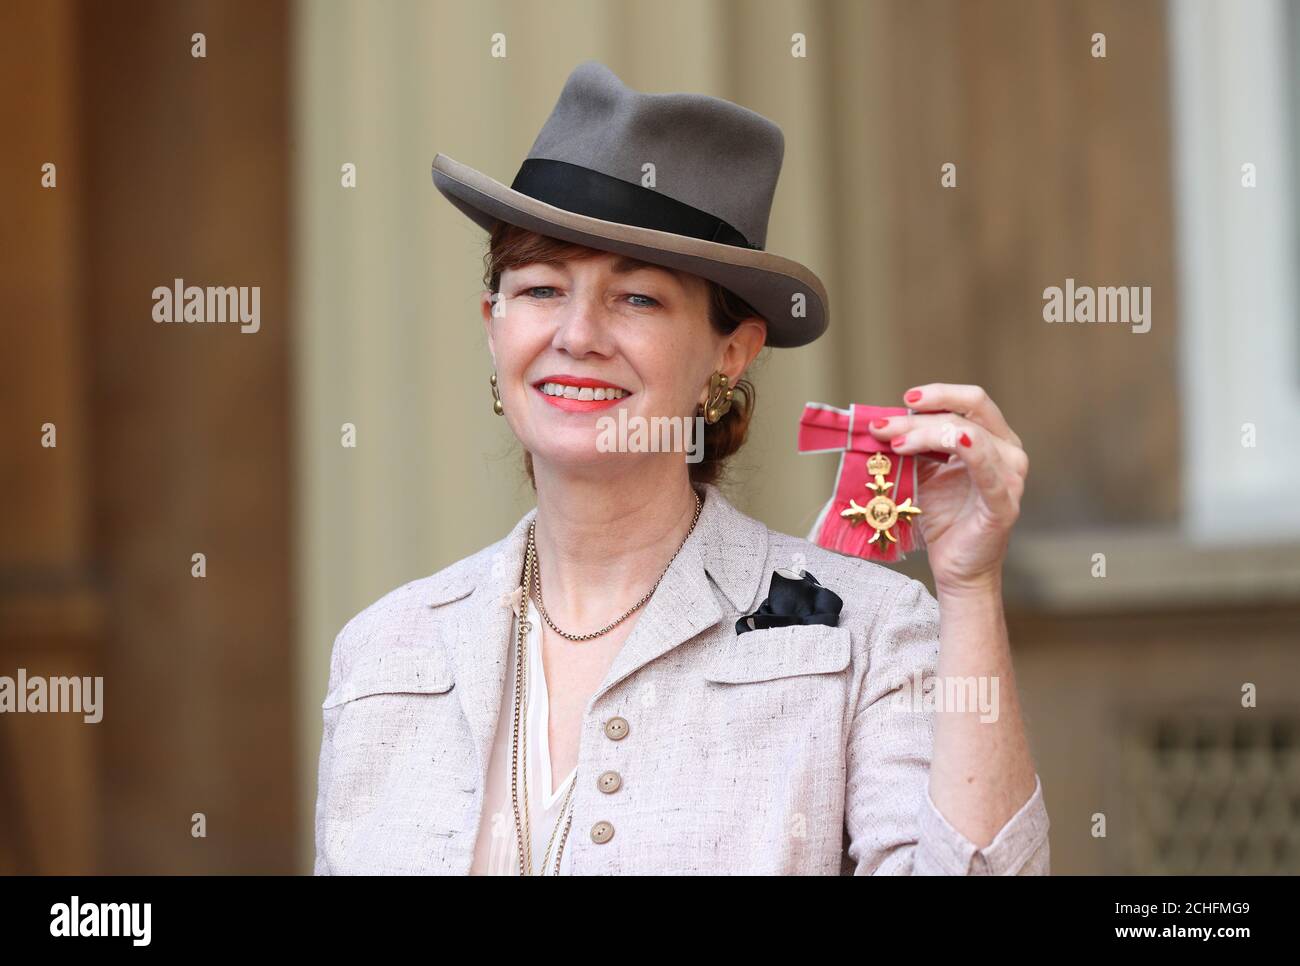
[539, 382, 627, 399]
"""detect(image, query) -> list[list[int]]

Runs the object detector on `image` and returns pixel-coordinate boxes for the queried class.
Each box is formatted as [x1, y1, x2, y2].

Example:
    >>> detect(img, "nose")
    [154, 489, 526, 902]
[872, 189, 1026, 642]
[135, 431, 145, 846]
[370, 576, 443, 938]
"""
[551, 288, 614, 358]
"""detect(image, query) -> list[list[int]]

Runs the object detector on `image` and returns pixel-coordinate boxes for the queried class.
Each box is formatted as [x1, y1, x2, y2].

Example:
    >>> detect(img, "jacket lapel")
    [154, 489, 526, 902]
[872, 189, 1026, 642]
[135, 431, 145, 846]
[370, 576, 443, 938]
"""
[431, 507, 536, 785]
[588, 483, 769, 709]
[429, 483, 771, 779]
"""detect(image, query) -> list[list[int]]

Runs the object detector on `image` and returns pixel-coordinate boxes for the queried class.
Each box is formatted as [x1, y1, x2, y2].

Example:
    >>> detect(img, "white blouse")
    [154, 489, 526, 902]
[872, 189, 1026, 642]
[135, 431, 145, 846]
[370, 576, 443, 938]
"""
[470, 596, 578, 874]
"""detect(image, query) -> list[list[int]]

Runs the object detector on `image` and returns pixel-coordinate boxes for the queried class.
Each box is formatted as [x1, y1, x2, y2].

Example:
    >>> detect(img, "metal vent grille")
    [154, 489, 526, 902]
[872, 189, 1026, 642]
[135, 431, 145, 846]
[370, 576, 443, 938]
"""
[1124, 715, 1300, 873]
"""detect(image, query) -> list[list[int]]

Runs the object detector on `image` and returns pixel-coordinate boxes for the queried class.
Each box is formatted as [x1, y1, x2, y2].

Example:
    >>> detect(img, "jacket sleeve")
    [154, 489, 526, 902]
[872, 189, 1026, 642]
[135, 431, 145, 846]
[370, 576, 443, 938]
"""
[843, 576, 1051, 875]
[313, 624, 350, 876]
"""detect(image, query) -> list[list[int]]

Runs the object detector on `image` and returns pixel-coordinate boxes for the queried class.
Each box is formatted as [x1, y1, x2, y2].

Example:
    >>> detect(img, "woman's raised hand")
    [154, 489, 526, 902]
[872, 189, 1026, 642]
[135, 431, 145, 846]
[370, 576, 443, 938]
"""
[866, 384, 1028, 597]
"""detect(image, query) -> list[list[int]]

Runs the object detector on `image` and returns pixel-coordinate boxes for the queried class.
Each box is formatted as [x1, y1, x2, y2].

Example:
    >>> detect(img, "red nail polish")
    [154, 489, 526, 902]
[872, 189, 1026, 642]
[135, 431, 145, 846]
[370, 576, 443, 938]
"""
[890, 435, 907, 448]
[871, 417, 890, 429]
[959, 432, 972, 447]
[904, 389, 922, 403]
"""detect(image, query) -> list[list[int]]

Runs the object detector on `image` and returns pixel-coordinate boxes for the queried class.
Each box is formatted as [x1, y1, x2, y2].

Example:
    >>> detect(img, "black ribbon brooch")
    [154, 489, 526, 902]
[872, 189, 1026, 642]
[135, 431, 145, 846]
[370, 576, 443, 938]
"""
[735, 568, 844, 635]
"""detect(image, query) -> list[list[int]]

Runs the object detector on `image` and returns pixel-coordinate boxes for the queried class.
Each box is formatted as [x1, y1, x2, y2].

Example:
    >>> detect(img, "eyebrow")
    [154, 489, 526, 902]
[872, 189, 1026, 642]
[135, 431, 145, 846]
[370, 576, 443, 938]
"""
[608, 255, 685, 286]
[517, 254, 686, 290]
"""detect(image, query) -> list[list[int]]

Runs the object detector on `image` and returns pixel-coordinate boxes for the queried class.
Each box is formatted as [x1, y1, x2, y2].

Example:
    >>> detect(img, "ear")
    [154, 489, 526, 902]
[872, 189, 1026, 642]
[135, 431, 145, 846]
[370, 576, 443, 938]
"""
[719, 316, 767, 384]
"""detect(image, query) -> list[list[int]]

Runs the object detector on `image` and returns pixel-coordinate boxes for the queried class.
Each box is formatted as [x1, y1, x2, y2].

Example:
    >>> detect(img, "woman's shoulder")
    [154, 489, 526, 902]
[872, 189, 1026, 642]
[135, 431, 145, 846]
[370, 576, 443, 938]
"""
[330, 536, 507, 658]
[758, 523, 935, 635]
[711, 484, 916, 605]
[758, 510, 918, 592]
[753, 525, 941, 690]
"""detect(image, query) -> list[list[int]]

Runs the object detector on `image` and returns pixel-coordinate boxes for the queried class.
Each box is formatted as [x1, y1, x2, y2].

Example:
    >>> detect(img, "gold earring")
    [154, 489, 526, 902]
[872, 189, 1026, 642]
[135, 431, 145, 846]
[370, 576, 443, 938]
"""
[701, 370, 734, 425]
[490, 371, 504, 416]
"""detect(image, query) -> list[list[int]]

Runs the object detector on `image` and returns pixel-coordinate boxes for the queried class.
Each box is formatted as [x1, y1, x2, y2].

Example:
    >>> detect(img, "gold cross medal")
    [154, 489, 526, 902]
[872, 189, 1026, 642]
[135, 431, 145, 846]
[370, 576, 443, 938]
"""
[840, 452, 922, 548]
[798, 402, 931, 563]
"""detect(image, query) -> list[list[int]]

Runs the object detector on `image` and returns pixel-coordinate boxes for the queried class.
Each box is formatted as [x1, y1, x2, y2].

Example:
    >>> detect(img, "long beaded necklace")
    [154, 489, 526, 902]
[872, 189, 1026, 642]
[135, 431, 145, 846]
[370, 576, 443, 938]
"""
[510, 533, 579, 874]
[509, 488, 704, 874]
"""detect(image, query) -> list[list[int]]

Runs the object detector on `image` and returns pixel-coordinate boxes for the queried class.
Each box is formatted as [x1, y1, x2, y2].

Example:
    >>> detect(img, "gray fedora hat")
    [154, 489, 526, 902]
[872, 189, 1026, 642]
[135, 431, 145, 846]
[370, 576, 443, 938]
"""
[431, 60, 828, 348]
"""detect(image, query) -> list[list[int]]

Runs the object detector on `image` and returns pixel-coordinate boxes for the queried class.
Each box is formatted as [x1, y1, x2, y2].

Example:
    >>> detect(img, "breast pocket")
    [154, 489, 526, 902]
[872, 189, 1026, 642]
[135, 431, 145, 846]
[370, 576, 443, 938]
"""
[702, 624, 852, 685]
[322, 644, 474, 802]
[322, 645, 456, 708]
[699, 623, 853, 743]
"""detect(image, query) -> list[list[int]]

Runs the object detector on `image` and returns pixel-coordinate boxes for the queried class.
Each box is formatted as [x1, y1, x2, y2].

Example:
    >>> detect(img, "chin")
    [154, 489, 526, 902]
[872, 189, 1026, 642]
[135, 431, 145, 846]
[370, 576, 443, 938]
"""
[531, 446, 637, 477]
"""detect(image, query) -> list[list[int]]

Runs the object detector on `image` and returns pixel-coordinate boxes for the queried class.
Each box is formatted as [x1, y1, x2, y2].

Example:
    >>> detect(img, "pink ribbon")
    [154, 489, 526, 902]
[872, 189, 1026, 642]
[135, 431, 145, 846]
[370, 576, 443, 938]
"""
[798, 402, 947, 562]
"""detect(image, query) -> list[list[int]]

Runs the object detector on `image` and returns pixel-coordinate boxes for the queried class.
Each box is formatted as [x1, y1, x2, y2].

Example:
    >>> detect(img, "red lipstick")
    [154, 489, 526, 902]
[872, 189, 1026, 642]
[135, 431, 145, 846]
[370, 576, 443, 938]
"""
[532, 374, 632, 414]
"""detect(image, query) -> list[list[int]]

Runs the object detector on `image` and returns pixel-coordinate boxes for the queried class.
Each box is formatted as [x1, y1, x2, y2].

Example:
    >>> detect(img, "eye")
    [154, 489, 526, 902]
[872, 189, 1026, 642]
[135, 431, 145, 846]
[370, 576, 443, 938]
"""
[522, 285, 557, 299]
[626, 293, 661, 308]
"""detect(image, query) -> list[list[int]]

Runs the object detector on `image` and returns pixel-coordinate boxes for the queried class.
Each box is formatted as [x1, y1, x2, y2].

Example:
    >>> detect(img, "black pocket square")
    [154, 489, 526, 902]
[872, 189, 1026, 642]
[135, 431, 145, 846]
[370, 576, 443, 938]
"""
[736, 568, 844, 635]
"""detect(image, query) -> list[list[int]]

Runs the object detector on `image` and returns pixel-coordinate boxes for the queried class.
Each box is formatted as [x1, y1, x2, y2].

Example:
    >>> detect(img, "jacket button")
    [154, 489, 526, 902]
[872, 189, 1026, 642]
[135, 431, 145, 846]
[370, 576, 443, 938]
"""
[590, 820, 615, 844]
[603, 716, 629, 740]
[597, 770, 622, 794]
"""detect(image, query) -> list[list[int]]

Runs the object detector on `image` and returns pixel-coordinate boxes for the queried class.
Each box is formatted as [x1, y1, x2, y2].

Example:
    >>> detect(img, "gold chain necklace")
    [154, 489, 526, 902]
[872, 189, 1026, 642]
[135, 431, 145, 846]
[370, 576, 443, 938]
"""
[509, 487, 704, 873]
[510, 537, 579, 874]
[530, 489, 703, 641]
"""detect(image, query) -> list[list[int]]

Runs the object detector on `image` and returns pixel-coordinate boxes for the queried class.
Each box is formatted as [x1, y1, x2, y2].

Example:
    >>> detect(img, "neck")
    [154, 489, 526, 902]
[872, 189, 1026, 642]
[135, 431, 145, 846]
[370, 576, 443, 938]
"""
[530, 460, 701, 633]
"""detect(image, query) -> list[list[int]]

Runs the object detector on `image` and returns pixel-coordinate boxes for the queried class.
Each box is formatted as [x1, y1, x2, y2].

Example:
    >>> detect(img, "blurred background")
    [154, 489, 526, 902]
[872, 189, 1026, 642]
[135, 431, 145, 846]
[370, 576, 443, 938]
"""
[2, 0, 1299, 875]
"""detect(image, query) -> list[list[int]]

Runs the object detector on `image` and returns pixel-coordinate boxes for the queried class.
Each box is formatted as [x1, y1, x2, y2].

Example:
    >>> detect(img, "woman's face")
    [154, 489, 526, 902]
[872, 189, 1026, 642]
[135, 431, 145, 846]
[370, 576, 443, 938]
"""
[481, 249, 764, 477]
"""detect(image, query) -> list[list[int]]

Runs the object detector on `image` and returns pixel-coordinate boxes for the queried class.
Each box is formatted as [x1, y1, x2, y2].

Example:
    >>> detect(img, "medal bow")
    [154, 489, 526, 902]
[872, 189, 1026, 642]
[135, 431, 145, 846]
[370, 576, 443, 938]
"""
[797, 402, 947, 562]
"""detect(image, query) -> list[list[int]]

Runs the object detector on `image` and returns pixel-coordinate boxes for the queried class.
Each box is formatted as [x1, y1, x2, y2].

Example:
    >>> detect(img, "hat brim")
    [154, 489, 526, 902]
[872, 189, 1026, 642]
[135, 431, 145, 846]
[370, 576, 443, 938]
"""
[431, 153, 827, 348]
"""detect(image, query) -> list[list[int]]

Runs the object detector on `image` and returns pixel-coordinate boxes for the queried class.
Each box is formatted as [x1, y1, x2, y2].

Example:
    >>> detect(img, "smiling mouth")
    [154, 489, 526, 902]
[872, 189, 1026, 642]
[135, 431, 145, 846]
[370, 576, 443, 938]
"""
[531, 376, 633, 412]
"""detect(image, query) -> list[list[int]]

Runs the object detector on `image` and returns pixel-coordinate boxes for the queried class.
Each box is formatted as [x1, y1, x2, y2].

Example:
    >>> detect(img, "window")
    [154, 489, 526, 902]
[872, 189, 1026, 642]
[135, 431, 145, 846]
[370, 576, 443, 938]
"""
[1169, 0, 1300, 541]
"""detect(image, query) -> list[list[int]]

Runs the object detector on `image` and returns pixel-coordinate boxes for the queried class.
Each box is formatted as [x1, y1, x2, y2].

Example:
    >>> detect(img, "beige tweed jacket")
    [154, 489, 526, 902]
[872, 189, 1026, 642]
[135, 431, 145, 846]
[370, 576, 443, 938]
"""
[314, 482, 1050, 875]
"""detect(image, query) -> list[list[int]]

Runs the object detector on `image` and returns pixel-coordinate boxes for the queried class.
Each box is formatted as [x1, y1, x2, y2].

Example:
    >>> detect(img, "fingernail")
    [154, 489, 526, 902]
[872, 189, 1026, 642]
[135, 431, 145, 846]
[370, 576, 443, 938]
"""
[871, 417, 890, 429]
[904, 389, 922, 403]
[890, 435, 908, 448]
[959, 432, 972, 447]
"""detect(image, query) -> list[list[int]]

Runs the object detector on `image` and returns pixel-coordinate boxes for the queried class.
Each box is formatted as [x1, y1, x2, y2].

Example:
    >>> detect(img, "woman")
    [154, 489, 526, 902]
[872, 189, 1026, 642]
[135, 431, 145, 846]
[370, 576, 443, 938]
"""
[314, 61, 1049, 875]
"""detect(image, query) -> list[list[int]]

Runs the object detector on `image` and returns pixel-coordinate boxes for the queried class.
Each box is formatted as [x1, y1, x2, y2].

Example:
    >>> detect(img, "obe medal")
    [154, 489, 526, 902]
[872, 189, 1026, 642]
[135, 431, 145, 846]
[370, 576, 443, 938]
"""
[840, 452, 922, 546]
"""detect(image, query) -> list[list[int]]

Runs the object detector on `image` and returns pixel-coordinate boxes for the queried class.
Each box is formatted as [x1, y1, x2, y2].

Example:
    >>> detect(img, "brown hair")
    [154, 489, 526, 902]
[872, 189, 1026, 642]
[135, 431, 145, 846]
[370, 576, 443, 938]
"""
[483, 221, 762, 488]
